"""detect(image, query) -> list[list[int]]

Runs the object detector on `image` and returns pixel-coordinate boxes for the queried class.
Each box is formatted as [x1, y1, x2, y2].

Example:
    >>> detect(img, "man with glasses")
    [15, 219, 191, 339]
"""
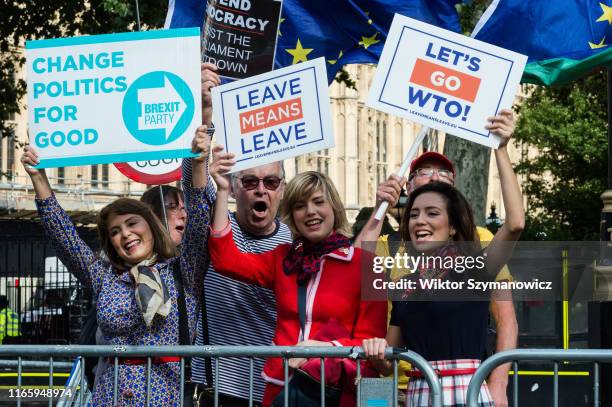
[183, 63, 292, 406]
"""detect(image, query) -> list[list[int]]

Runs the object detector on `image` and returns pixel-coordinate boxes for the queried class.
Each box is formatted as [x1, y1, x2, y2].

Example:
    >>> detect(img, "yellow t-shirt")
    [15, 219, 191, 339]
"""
[376, 228, 512, 388]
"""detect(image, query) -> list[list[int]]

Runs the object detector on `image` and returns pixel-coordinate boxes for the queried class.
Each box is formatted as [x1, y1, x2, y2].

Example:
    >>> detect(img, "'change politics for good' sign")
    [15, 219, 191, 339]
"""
[212, 57, 334, 173]
[367, 15, 527, 148]
[26, 28, 202, 168]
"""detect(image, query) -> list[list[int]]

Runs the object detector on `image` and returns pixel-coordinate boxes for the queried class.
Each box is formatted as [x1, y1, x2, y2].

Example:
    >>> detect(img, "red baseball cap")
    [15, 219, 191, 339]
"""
[409, 151, 455, 177]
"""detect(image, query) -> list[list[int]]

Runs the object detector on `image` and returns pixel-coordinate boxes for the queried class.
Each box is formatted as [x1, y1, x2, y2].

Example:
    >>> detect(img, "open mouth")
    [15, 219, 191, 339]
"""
[253, 201, 268, 216]
[415, 231, 432, 241]
[305, 219, 322, 227]
[124, 239, 141, 253]
[174, 225, 185, 234]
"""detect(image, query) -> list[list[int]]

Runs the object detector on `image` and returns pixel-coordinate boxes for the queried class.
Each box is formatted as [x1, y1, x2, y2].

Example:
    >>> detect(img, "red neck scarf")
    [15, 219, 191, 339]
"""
[283, 232, 351, 285]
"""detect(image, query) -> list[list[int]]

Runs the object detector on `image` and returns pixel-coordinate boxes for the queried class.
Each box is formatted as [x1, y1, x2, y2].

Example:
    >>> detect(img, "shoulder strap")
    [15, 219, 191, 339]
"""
[176, 260, 214, 387]
[298, 282, 307, 337]
[200, 276, 214, 387]
[171, 262, 190, 347]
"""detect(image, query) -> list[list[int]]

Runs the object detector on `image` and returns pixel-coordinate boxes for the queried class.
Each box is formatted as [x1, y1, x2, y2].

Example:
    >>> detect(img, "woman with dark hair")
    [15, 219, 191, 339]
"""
[141, 185, 186, 245]
[20, 126, 212, 406]
[363, 115, 524, 406]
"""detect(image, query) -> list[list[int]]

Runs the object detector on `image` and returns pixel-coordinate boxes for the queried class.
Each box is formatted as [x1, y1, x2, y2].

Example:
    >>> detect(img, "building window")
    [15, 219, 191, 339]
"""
[6, 135, 15, 180]
[91, 164, 109, 188]
[91, 165, 99, 188]
[57, 167, 65, 185]
[102, 164, 109, 186]
[316, 149, 330, 175]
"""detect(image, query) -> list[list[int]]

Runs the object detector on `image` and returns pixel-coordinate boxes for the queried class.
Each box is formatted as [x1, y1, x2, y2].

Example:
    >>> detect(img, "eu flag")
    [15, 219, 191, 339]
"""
[275, 0, 463, 81]
[166, 0, 463, 82]
[473, 0, 612, 85]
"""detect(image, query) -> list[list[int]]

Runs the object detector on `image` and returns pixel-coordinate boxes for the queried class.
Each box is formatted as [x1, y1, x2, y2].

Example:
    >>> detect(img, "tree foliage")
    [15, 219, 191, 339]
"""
[0, 0, 167, 138]
[513, 70, 608, 240]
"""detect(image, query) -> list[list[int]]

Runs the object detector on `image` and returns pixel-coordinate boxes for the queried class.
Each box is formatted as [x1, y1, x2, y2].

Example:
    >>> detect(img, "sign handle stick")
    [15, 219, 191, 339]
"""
[374, 126, 429, 221]
[159, 186, 169, 230]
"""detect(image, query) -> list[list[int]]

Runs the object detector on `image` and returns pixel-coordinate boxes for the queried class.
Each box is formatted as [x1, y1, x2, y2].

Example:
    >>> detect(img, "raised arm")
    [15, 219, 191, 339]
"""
[353, 174, 405, 249]
[21, 146, 99, 290]
[208, 227, 278, 289]
[180, 127, 212, 303]
[181, 63, 220, 206]
[483, 108, 525, 275]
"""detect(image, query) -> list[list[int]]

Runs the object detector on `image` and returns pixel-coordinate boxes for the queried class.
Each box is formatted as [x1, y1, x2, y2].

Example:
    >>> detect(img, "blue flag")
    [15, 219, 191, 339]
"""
[473, 0, 612, 85]
[166, 0, 463, 82]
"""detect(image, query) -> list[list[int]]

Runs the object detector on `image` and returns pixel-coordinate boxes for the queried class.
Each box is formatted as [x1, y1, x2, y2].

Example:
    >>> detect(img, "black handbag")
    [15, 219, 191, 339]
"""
[272, 369, 341, 407]
[271, 282, 342, 407]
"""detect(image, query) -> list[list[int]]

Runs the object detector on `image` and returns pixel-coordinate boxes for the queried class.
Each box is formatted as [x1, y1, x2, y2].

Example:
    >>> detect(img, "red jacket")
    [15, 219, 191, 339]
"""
[209, 227, 387, 402]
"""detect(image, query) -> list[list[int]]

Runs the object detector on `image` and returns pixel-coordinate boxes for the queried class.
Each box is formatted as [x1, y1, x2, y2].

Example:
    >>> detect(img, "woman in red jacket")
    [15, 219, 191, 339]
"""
[208, 146, 387, 406]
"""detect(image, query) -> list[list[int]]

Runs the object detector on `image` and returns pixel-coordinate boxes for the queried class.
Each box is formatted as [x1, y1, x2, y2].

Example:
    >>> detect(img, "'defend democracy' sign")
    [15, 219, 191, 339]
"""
[367, 15, 527, 149]
[212, 57, 334, 173]
[202, 0, 282, 81]
[26, 28, 202, 168]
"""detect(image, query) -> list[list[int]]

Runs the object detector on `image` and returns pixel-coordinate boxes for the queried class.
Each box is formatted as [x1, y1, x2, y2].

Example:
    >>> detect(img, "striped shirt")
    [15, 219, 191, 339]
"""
[182, 158, 292, 402]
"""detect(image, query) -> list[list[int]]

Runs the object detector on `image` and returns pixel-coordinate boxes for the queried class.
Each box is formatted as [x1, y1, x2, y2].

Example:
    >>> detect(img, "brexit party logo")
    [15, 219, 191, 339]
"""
[122, 71, 195, 146]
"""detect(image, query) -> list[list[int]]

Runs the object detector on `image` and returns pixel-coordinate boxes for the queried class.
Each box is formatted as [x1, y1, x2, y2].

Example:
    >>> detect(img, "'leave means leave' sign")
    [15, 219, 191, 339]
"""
[212, 57, 334, 172]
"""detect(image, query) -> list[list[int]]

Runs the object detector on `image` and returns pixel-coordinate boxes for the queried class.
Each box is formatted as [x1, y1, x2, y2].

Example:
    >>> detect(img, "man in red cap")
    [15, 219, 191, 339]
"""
[355, 109, 517, 407]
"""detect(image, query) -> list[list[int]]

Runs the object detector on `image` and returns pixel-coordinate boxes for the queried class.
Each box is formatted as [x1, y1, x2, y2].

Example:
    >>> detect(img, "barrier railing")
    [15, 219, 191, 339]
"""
[0, 345, 442, 407]
[466, 349, 612, 407]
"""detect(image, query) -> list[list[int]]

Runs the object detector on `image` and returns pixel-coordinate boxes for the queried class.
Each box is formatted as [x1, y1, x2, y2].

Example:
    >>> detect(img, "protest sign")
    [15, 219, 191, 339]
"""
[211, 57, 334, 173]
[26, 28, 201, 169]
[202, 0, 282, 81]
[367, 15, 527, 148]
[114, 159, 182, 184]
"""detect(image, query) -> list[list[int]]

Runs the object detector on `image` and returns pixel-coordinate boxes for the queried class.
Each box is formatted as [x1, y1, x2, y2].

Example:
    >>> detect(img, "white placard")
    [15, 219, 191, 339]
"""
[367, 15, 527, 148]
[211, 57, 334, 173]
[26, 28, 202, 168]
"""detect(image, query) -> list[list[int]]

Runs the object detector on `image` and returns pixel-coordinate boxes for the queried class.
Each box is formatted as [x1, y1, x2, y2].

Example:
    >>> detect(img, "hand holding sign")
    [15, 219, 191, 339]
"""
[192, 125, 212, 162]
[486, 108, 515, 148]
[201, 63, 221, 125]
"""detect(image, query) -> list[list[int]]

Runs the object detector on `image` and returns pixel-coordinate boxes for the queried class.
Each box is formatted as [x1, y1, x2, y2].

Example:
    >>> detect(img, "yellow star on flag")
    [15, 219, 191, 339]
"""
[596, 2, 612, 24]
[359, 32, 380, 49]
[277, 18, 285, 36]
[589, 36, 608, 49]
[285, 39, 313, 64]
[328, 50, 344, 65]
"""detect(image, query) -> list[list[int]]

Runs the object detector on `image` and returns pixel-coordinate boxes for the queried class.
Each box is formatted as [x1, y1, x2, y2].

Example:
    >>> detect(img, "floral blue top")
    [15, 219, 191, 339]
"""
[35, 187, 211, 406]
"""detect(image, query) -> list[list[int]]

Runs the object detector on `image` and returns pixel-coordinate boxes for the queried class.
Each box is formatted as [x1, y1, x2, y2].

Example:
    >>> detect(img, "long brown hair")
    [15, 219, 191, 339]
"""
[97, 198, 177, 269]
[401, 182, 479, 247]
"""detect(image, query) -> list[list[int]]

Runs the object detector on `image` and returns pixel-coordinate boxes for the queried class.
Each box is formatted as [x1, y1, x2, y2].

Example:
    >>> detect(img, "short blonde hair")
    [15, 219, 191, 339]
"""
[280, 171, 351, 238]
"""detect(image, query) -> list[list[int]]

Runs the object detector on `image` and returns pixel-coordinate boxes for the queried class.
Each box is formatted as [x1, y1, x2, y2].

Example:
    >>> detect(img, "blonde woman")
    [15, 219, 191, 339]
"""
[207, 146, 387, 406]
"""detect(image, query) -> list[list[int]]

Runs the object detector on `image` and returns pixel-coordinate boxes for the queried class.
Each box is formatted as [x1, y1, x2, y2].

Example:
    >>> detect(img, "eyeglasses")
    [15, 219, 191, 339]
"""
[164, 202, 186, 213]
[411, 168, 454, 180]
[238, 175, 283, 191]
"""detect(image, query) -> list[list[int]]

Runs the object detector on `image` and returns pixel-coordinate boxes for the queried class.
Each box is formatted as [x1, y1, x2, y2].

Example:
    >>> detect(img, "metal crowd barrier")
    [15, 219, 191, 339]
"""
[0, 345, 442, 407]
[466, 348, 612, 407]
